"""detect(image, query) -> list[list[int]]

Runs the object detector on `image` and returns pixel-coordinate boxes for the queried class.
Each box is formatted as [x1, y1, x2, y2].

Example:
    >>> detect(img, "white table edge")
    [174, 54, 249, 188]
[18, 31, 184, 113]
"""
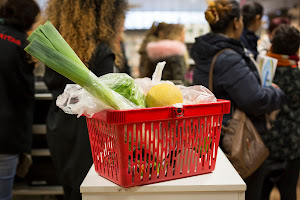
[81, 148, 246, 193]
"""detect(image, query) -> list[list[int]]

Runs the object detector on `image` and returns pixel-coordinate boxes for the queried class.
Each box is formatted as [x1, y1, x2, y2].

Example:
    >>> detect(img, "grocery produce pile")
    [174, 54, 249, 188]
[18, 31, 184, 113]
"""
[25, 21, 207, 113]
[25, 21, 216, 181]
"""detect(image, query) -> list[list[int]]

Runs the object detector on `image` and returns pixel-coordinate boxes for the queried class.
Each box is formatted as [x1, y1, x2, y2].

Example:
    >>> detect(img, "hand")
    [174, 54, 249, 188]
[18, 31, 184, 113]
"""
[271, 83, 280, 89]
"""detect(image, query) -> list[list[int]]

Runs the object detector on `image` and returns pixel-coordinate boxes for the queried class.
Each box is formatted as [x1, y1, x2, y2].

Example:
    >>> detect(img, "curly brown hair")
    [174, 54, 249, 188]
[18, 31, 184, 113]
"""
[43, 0, 127, 68]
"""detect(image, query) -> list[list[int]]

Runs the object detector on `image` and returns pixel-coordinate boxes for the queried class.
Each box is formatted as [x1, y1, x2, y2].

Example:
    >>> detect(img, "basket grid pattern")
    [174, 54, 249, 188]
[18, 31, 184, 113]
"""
[86, 114, 223, 187]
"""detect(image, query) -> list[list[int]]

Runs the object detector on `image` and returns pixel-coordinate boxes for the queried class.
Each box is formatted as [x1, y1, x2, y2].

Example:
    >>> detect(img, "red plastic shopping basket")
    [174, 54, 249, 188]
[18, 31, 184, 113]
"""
[86, 99, 230, 188]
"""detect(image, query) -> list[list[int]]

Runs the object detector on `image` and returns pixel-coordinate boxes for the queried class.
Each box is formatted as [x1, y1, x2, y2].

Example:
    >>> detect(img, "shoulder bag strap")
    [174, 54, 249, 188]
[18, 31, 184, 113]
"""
[208, 48, 232, 92]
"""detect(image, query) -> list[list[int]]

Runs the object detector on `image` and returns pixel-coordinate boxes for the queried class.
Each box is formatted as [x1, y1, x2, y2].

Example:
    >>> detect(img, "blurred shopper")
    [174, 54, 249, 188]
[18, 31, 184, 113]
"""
[190, 1, 285, 200]
[42, 0, 127, 199]
[139, 22, 189, 84]
[257, 17, 290, 55]
[119, 39, 131, 75]
[0, 0, 40, 199]
[260, 24, 300, 200]
[240, 1, 264, 59]
[115, 22, 131, 75]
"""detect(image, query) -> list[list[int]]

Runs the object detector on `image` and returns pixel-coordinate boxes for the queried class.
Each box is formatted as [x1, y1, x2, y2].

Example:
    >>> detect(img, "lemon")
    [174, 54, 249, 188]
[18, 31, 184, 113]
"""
[146, 83, 183, 107]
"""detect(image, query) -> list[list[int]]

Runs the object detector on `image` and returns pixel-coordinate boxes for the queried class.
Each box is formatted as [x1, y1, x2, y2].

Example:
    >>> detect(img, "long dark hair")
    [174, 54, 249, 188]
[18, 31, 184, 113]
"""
[205, 0, 241, 34]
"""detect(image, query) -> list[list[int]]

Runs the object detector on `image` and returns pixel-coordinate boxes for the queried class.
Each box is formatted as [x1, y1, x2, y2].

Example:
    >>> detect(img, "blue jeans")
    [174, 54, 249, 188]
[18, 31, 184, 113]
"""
[0, 154, 18, 200]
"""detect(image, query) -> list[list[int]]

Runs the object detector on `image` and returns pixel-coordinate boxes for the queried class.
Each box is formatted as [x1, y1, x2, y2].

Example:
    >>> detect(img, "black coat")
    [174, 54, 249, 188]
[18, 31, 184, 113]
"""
[0, 24, 35, 154]
[240, 28, 259, 59]
[43, 44, 114, 199]
[264, 64, 300, 160]
[191, 33, 285, 136]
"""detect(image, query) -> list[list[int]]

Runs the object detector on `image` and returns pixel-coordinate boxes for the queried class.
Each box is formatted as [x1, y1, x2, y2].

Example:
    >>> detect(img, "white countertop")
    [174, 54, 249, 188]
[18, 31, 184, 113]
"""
[80, 148, 246, 194]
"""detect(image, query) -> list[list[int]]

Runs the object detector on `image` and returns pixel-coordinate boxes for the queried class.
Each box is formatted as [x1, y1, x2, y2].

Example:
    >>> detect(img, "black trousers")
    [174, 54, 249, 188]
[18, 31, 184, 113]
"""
[46, 108, 93, 200]
[260, 159, 300, 200]
[244, 161, 267, 200]
[243, 158, 300, 200]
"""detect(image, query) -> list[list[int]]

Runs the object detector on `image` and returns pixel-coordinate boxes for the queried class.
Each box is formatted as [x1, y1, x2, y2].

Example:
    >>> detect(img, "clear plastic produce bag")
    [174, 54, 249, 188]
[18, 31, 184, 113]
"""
[56, 61, 217, 118]
[56, 73, 144, 118]
[135, 61, 217, 104]
[56, 84, 113, 118]
[179, 85, 217, 104]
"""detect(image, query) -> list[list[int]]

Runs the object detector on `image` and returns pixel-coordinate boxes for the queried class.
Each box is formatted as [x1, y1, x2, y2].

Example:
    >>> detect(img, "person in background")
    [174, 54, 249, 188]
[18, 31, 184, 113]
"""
[116, 33, 131, 75]
[260, 24, 300, 200]
[257, 17, 290, 55]
[240, 1, 264, 59]
[42, 0, 127, 199]
[115, 21, 131, 75]
[190, 0, 285, 200]
[119, 39, 132, 76]
[138, 22, 189, 84]
[0, 0, 40, 199]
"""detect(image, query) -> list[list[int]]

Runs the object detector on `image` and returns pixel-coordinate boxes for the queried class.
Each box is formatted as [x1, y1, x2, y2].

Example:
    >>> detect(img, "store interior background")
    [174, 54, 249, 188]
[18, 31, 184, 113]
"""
[13, 0, 300, 199]
[123, 0, 300, 77]
[35, 0, 300, 78]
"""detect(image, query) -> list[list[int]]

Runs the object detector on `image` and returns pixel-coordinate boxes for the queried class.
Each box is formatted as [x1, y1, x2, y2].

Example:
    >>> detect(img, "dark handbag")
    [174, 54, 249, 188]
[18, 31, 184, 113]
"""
[209, 49, 269, 179]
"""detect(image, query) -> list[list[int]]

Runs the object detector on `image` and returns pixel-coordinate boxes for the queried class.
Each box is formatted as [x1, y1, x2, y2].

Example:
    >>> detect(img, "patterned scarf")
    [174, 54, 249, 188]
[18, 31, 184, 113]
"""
[267, 51, 299, 68]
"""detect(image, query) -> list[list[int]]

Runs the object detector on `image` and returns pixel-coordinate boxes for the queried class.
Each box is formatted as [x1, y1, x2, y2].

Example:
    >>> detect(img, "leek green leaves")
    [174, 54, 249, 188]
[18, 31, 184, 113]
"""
[25, 21, 144, 110]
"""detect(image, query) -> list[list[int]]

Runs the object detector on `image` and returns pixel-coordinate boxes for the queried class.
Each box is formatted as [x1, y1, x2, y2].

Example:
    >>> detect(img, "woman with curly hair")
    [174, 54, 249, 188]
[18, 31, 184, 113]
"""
[0, 0, 40, 199]
[191, 0, 285, 199]
[42, 0, 127, 199]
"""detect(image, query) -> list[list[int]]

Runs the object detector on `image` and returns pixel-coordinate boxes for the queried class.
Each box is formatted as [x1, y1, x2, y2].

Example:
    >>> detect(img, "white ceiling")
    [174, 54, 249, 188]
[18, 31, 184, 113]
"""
[36, 0, 300, 15]
[128, 0, 208, 11]
[128, 0, 300, 14]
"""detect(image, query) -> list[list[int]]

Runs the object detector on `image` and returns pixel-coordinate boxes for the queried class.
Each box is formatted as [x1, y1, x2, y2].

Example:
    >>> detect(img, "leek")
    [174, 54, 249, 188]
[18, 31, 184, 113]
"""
[40, 21, 86, 68]
[25, 21, 134, 110]
[27, 28, 55, 50]
[25, 39, 89, 87]
[27, 24, 42, 42]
